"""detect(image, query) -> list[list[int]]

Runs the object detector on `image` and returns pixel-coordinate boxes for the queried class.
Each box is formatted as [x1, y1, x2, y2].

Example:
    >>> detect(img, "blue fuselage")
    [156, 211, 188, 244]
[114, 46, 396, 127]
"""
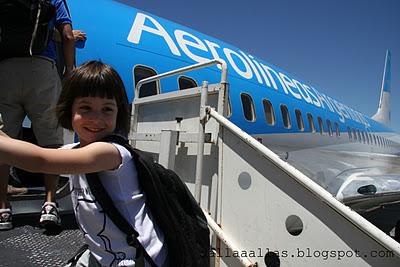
[68, 0, 400, 161]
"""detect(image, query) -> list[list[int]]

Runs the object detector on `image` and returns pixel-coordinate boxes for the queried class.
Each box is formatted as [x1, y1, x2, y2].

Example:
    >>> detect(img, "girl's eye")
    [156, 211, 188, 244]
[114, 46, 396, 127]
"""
[103, 107, 116, 113]
[79, 105, 91, 111]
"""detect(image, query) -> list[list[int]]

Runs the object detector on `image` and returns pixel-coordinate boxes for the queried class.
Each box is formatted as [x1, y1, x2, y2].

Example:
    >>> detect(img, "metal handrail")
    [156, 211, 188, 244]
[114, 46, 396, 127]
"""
[134, 59, 227, 99]
[203, 209, 256, 267]
[206, 106, 400, 257]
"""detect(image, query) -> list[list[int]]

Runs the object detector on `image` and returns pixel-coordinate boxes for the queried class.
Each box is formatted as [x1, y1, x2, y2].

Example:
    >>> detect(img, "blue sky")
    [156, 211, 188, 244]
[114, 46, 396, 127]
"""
[131, 0, 400, 132]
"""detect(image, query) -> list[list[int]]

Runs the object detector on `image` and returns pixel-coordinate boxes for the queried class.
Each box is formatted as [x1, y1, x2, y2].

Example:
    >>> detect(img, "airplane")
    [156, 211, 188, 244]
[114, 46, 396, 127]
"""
[66, 0, 400, 232]
[6, 0, 400, 248]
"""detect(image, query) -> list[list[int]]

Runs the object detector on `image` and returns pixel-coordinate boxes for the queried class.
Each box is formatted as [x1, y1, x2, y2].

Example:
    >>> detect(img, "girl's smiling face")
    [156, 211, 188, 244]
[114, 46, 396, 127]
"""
[71, 96, 118, 146]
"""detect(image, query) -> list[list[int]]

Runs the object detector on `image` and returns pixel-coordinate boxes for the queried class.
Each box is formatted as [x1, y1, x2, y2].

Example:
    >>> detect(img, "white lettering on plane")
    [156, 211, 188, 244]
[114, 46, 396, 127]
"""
[127, 12, 370, 127]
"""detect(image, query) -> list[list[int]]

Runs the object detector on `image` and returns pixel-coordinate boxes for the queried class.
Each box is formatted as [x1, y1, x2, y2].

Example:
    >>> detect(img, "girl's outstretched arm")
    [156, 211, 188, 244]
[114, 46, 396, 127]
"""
[0, 132, 121, 175]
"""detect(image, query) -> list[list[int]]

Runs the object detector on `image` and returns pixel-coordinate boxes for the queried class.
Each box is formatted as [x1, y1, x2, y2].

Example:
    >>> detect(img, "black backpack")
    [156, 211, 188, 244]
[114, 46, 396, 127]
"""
[85, 135, 210, 267]
[0, 0, 56, 60]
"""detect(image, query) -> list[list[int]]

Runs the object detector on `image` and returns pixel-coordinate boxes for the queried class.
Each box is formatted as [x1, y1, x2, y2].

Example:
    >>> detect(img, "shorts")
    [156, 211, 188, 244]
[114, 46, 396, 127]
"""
[0, 57, 63, 147]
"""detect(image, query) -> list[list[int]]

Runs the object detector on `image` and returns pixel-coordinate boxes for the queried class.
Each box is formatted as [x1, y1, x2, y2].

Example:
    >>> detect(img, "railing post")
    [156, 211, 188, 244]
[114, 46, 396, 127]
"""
[194, 81, 208, 203]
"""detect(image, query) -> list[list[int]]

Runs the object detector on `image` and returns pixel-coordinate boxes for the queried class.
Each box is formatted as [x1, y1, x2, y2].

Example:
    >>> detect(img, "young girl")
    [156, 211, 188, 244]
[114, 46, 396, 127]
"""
[0, 61, 167, 267]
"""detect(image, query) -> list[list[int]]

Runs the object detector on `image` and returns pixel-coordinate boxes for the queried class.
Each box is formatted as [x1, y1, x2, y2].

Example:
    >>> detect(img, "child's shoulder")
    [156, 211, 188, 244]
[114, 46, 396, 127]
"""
[108, 142, 133, 164]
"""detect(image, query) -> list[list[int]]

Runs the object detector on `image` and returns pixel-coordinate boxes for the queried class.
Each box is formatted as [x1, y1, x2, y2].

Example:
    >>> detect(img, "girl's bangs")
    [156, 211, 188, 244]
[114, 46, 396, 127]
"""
[74, 71, 118, 100]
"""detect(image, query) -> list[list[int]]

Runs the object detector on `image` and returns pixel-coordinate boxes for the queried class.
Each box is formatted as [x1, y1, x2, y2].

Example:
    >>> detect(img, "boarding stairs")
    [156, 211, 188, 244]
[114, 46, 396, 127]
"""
[130, 60, 400, 267]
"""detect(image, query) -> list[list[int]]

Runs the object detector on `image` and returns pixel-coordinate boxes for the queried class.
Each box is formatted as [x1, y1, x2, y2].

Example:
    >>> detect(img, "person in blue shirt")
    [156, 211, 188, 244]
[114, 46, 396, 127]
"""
[0, 0, 75, 230]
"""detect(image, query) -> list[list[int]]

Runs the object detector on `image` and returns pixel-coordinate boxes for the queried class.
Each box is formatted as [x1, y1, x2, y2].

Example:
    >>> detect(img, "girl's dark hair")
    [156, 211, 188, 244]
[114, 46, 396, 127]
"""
[56, 60, 130, 136]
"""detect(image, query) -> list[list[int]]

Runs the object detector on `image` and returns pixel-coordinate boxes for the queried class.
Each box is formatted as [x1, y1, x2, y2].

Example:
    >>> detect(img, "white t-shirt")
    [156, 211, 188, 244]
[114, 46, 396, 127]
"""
[63, 143, 167, 267]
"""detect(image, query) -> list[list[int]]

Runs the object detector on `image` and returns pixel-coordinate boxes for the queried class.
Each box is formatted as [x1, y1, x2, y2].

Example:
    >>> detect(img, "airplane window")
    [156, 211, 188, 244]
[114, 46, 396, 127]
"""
[280, 105, 291, 129]
[134, 65, 159, 97]
[263, 99, 275, 126]
[326, 119, 333, 136]
[178, 76, 197, 90]
[357, 130, 362, 143]
[347, 126, 352, 140]
[226, 94, 232, 117]
[335, 122, 340, 137]
[317, 117, 324, 135]
[240, 93, 256, 122]
[307, 113, 315, 133]
[352, 129, 357, 142]
[295, 109, 304, 131]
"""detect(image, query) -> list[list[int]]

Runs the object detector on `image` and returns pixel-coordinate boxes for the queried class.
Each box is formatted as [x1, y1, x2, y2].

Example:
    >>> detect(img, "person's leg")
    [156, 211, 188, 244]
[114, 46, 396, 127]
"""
[40, 145, 62, 227]
[0, 165, 10, 209]
[24, 58, 64, 227]
[0, 58, 27, 230]
[44, 174, 59, 203]
[0, 165, 13, 230]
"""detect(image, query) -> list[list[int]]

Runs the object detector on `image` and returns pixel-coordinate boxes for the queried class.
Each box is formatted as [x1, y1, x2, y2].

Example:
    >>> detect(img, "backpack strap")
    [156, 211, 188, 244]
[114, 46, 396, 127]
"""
[85, 135, 158, 267]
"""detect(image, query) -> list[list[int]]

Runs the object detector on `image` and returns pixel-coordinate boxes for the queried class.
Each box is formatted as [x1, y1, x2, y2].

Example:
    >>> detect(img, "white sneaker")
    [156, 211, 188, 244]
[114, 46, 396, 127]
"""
[39, 202, 61, 227]
[0, 208, 12, 230]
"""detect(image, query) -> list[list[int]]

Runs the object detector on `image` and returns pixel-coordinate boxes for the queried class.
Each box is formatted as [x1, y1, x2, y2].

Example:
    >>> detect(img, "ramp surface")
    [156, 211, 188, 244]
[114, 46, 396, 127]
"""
[0, 214, 84, 267]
